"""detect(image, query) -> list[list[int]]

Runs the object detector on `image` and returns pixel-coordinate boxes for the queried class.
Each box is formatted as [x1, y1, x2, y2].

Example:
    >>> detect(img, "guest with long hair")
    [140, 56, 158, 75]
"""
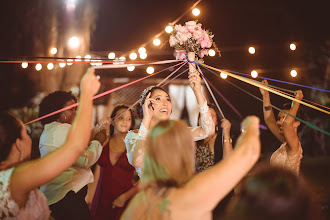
[90, 105, 140, 220]
[0, 68, 100, 219]
[121, 115, 260, 220]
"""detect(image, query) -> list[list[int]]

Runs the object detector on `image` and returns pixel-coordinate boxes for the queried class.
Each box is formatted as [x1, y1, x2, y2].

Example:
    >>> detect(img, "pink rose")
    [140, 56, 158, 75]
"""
[198, 31, 211, 48]
[200, 49, 209, 58]
[175, 50, 187, 60]
[192, 28, 203, 40]
[177, 31, 192, 43]
[185, 21, 197, 32]
[169, 35, 179, 47]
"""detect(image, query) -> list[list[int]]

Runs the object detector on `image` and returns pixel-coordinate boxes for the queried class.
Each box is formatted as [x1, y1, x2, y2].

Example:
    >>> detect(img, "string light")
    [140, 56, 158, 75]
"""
[140, 53, 147, 59]
[68, 36, 80, 49]
[35, 63, 42, 71]
[290, 43, 296, 51]
[146, 66, 154, 74]
[220, 72, 227, 79]
[208, 49, 216, 57]
[138, 47, 146, 54]
[165, 25, 173, 33]
[67, 59, 73, 65]
[75, 56, 82, 61]
[47, 63, 54, 70]
[108, 52, 115, 59]
[248, 47, 256, 54]
[21, 62, 28, 69]
[153, 38, 161, 46]
[84, 55, 91, 61]
[50, 47, 57, 55]
[192, 8, 200, 16]
[59, 62, 66, 68]
[127, 65, 135, 71]
[251, 70, 258, 78]
[129, 52, 137, 60]
[290, 69, 297, 77]
[119, 56, 126, 64]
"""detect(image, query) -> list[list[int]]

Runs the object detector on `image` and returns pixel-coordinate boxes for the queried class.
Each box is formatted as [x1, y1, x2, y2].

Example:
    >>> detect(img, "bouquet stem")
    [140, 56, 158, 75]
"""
[187, 52, 196, 74]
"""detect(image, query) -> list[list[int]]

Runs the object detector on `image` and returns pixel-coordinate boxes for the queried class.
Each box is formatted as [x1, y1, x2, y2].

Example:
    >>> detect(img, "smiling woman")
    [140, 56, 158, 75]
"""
[124, 70, 215, 177]
[260, 79, 308, 175]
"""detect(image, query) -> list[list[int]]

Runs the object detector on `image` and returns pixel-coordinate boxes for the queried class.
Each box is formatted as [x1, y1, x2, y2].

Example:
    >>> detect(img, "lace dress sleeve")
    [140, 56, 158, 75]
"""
[190, 101, 215, 141]
[0, 168, 19, 218]
[124, 122, 149, 177]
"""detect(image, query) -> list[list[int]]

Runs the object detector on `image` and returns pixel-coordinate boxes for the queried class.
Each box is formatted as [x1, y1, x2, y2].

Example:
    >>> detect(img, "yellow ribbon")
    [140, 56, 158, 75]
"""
[199, 62, 330, 116]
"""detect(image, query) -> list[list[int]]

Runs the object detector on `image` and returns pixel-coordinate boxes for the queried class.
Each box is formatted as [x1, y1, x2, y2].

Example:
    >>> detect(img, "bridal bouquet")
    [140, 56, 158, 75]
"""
[169, 21, 220, 60]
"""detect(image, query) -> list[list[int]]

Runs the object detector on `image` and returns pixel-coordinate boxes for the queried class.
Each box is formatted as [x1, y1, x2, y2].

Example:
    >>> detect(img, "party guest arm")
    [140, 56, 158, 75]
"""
[221, 119, 233, 158]
[175, 116, 260, 213]
[283, 90, 303, 155]
[10, 68, 100, 206]
[85, 164, 100, 206]
[260, 80, 285, 143]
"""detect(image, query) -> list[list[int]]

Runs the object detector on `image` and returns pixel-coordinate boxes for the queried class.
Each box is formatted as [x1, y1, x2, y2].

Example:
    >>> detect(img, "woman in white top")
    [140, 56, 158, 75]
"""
[121, 116, 261, 220]
[124, 71, 215, 177]
[260, 79, 308, 175]
[0, 68, 100, 219]
[38, 89, 105, 219]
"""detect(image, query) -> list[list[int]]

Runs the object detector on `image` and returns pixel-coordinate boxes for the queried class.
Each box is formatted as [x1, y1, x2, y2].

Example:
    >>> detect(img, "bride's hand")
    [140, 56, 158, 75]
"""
[188, 71, 202, 93]
[143, 93, 159, 120]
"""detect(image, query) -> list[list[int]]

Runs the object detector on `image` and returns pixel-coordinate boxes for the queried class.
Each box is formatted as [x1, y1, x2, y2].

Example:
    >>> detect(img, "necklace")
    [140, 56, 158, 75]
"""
[201, 133, 217, 147]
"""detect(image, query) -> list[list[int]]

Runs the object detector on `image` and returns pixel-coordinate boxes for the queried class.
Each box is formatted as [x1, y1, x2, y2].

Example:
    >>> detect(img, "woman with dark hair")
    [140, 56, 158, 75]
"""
[0, 68, 100, 219]
[38, 87, 105, 219]
[89, 105, 139, 220]
[225, 165, 319, 220]
[260, 79, 308, 175]
[125, 70, 215, 177]
[122, 116, 261, 219]
[195, 103, 233, 173]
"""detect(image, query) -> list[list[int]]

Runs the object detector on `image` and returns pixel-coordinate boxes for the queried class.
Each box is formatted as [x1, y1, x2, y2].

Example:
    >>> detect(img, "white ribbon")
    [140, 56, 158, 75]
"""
[93, 60, 181, 69]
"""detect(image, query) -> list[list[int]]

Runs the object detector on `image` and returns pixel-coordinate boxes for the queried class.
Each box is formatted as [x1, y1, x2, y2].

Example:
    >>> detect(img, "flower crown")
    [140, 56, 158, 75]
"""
[140, 86, 155, 106]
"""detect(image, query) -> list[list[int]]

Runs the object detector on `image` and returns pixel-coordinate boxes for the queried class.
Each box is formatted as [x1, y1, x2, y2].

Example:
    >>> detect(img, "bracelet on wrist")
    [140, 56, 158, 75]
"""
[264, 106, 272, 111]
[223, 138, 232, 143]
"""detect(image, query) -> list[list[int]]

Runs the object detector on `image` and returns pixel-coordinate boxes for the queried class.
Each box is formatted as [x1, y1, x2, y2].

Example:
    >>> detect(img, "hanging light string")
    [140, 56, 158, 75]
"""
[25, 61, 186, 125]
[230, 72, 330, 111]
[197, 62, 330, 116]
[119, 0, 204, 58]
[198, 63, 330, 136]
[228, 69, 330, 93]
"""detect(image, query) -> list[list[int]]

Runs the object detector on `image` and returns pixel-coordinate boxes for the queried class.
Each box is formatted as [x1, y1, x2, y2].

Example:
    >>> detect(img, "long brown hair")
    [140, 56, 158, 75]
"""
[142, 120, 195, 188]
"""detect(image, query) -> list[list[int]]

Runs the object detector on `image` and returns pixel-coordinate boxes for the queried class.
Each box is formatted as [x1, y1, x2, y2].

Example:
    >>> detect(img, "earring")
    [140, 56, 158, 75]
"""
[19, 150, 23, 162]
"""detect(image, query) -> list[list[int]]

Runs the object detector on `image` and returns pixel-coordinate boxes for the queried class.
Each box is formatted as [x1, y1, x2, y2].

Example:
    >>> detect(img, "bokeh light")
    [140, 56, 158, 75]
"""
[47, 63, 54, 70]
[249, 47, 256, 54]
[208, 49, 216, 57]
[192, 8, 200, 16]
[153, 38, 161, 46]
[146, 66, 154, 74]
[129, 52, 137, 60]
[290, 69, 297, 77]
[251, 70, 258, 78]
[35, 63, 42, 71]
[108, 52, 115, 59]
[21, 62, 28, 69]
[220, 72, 228, 79]
[165, 25, 173, 33]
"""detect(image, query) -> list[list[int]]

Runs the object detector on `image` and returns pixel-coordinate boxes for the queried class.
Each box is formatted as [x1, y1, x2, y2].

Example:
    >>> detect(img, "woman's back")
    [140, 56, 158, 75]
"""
[122, 187, 212, 220]
[0, 168, 50, 220]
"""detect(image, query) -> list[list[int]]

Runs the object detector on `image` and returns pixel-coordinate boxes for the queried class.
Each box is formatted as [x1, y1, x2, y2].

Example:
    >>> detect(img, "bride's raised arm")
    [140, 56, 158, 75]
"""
[188, 71, 215, 141]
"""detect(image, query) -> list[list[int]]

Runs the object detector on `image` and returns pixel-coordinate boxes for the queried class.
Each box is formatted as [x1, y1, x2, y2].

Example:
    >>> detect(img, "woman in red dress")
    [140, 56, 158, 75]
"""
[90, 105, 139, 220]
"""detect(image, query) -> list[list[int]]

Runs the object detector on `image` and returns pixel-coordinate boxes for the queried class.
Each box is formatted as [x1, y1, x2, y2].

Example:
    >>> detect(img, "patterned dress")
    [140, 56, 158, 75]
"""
[0, 168, 50, 220]
[195, 142, 215, 173]
[270, 142, 303, 175]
